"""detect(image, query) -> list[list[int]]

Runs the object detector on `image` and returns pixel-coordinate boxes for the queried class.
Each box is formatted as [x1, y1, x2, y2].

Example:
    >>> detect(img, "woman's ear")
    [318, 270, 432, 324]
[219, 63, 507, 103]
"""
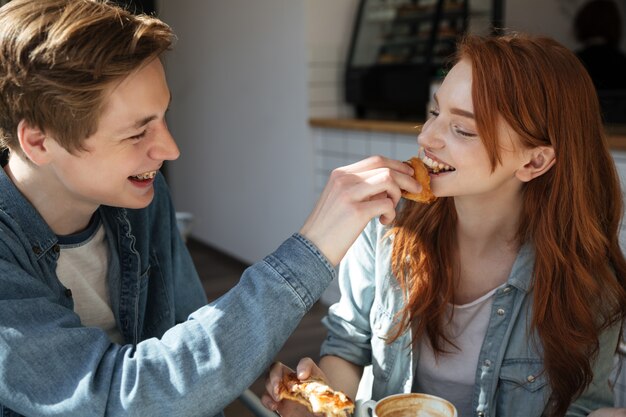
[515, 146, 556, 182]
[17, 120, 52, 166]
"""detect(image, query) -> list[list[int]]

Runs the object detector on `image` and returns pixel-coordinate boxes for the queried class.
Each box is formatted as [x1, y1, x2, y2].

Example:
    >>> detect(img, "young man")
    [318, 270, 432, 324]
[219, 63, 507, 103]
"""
[0, 1, 420, 416]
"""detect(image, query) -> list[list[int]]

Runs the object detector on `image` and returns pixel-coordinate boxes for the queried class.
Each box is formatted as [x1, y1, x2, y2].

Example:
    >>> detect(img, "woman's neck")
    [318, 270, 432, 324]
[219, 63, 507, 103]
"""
[454, 189, 523, 255]
[451, 192, 523, 303]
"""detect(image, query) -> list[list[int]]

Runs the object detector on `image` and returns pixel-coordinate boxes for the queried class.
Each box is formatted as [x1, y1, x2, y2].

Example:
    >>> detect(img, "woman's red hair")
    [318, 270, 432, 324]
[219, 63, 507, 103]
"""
[390, 33, 626, 416]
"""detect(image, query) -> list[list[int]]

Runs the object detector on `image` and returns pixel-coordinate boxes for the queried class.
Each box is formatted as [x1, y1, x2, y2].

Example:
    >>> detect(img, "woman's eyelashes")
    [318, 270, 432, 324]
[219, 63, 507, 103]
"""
[428, 108, 477, 138]
[454, 126, 477, 138]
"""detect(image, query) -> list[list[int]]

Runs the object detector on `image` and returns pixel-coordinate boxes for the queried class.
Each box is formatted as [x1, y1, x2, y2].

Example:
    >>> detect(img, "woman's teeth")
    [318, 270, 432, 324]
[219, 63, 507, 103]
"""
[422, 156, 455, 173]
[130, 171, 157, 180]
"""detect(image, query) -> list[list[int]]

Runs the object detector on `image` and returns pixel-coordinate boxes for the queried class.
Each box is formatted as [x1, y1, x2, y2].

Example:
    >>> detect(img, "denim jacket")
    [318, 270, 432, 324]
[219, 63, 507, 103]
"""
[0, 168, 335, 417]
[321, 219, 620, 417]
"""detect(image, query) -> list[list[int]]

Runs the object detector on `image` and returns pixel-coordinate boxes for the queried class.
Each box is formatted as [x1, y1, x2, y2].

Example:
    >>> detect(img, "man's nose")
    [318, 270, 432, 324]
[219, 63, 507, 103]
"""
[150, 124, 180, 161]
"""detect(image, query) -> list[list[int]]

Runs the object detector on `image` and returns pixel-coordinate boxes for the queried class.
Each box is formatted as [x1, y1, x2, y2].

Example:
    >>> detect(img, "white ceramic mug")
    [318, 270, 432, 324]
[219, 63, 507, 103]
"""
[355, 393, 458, 417]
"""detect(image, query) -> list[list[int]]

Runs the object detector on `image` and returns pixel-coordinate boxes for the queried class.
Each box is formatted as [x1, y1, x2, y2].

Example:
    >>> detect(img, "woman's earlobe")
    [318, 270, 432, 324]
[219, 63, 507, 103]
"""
[17, 120, 51, 166]
[516, 146, 556, 182]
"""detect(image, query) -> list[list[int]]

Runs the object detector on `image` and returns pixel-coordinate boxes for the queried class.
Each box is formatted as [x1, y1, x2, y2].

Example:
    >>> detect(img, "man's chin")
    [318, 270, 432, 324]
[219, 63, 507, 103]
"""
[110, 192, 155, 210]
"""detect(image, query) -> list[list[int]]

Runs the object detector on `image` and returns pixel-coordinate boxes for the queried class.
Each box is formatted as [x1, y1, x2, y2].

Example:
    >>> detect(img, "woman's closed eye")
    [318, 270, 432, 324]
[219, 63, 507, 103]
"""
[454, 126, 477, 138]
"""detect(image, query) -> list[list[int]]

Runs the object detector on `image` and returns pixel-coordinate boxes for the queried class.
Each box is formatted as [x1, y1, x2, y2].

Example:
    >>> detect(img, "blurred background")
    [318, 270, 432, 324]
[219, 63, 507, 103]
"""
[143, 0, 626, 267]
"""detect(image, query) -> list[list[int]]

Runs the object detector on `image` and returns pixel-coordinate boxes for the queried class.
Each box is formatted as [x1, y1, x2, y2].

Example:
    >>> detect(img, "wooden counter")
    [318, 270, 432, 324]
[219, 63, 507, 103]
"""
[310, 118, 626, 152]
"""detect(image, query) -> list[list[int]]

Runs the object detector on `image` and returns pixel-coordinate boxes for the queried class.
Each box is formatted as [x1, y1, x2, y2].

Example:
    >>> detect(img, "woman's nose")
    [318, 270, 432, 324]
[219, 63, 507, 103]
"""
[418, 119, 445, 150]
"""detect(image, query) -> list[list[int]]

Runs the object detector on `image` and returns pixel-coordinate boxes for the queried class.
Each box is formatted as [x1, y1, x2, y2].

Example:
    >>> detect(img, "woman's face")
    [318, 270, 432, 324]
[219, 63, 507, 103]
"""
[417, 59, 530, 205]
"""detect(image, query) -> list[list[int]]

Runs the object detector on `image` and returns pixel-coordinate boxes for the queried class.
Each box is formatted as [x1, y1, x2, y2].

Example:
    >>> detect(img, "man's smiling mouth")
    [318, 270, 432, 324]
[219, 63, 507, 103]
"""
[129, 170, 157, 181]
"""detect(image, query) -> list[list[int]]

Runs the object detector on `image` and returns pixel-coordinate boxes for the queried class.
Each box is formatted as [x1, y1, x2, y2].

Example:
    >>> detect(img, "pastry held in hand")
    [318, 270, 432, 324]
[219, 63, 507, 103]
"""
[402, 157, 437, 203]
[278, 372, 355, 417]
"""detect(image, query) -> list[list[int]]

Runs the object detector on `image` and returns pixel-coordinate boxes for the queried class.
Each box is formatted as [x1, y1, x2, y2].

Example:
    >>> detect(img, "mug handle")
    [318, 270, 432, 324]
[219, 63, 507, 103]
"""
[354, 399, 377, 417]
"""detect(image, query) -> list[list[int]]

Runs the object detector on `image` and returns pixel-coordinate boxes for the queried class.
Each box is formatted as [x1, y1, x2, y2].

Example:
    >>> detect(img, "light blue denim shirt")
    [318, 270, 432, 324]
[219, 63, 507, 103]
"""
[0, 167, 335, 417]
[321, 219, 620, 417]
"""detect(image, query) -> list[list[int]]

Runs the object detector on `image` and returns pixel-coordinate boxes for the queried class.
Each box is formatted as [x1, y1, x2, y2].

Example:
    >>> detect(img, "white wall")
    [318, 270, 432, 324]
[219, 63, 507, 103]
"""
[157, 0, 626, 264]
[158, 0, 313, 263]
[306, 0, 358, 118]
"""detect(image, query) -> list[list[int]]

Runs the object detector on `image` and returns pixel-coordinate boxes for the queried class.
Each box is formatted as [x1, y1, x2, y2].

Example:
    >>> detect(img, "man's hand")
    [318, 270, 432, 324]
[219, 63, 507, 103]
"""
[299, 155, 420, 266]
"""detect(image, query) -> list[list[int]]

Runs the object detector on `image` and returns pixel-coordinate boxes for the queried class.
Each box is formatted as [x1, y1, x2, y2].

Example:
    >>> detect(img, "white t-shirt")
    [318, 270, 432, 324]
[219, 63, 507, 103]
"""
[56, 216, 124, 344]
[414, 286, 501, 417]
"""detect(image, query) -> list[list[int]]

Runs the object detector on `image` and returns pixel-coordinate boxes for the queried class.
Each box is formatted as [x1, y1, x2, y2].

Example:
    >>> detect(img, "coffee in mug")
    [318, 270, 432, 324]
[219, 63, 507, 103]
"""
[355, 393, 457, 417]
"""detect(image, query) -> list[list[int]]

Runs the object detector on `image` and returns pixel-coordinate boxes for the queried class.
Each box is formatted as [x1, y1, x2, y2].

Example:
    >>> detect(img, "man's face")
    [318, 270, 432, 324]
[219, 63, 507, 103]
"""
[45, 58, 179, 212]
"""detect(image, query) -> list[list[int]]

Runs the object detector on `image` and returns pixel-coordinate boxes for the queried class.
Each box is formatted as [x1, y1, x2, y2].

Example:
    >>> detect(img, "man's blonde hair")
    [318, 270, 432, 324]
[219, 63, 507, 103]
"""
[0, 0, 174, 153]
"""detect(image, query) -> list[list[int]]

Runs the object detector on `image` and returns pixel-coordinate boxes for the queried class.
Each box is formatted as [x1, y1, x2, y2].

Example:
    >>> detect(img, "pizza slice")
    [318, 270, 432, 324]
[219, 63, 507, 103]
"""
[277, 372, 355, 417]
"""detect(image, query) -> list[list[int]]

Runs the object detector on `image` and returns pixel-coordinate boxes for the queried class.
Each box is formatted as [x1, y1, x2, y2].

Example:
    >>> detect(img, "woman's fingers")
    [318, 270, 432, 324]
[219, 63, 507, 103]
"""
[588, 409, 626, 417]
[261, 359, 327, 417]
[295, 357, 327, 381]
[263, 362, 293, 403]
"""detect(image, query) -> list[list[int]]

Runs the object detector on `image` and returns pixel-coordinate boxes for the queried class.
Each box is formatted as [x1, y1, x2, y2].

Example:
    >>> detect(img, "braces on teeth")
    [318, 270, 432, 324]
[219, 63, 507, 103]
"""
[132, 171, 157, 180]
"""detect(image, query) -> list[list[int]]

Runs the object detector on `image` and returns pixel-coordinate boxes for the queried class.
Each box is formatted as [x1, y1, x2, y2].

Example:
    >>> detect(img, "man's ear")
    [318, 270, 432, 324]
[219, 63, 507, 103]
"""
[17, 120, 52, 166]
[515, 146, 556, 182]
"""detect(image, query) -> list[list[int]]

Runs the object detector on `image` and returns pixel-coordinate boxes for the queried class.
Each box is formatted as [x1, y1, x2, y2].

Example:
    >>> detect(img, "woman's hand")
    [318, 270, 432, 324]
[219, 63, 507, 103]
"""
[261, 358, 329, 417]
[589, 408, 626, 417]
[299, 155, 420, 266]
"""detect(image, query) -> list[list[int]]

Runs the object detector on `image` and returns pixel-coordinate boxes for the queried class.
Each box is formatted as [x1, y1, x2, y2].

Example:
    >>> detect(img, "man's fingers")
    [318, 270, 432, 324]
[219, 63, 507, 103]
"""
[339, 155, 414, 176]
[369, 191, 387, 201]
[348, 169, 417, 207]
[299, 155, 421, 266]
[364, 198, 397, 225]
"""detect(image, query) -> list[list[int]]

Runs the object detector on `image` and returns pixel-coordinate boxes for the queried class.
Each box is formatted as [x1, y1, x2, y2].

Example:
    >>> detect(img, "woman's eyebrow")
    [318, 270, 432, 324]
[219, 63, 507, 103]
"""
[433, 93, 475, 119]
[450, 108, 475, 119]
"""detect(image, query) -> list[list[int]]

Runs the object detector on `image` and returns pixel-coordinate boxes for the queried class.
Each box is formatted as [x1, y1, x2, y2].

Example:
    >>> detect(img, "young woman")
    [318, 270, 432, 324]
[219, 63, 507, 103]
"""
[263, 33, 626, 417]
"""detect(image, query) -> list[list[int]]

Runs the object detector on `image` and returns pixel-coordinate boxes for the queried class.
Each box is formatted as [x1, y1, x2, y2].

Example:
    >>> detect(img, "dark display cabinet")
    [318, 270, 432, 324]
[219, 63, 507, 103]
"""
[346, 0, 502, 119]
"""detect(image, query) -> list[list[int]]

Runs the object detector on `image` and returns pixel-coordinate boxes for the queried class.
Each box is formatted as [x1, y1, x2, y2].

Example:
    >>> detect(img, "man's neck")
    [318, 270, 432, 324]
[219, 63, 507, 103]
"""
[4, 153, 96, 235]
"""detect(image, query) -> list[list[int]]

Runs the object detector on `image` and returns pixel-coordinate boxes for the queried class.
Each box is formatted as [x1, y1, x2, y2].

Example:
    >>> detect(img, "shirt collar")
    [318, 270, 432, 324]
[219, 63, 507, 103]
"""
[507, 242, 535, 293]
[0, 165, 58, 258]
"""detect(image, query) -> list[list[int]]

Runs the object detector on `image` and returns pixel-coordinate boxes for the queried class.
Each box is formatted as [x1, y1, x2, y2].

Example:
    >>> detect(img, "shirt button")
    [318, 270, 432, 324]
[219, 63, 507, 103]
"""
[53, 244, 60, 253]
[497, 308, 506, 316]
[502, 286, 512, 294]
[483, 359, 492, 367]
[477, 412, 485, 417]
[32, 246, 42, 255]
[527, 375, 536, 383]
[64, 288, 73, 298]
